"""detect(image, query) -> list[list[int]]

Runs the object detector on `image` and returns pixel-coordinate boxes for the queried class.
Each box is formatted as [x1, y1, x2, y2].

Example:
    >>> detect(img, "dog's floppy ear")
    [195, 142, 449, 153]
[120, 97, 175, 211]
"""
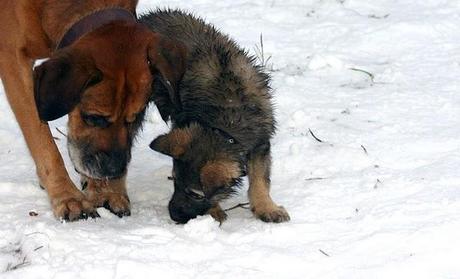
[33, 51, 102, 121]
[147, 33, 187, 108]
[149, 126, 195, 159]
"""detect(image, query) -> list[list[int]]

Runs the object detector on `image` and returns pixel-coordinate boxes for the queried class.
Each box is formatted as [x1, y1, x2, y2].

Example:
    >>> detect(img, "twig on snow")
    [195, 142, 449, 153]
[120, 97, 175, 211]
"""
[55, 127, 68, 138]
[5, 256, 30, 272]
[305, 177, 327, 181]
[224, 202, 250, 212]
[374, 179, 382, 189]
[33, 246, 44, 252]
[349, 68, 375, 83]
[319, 249, 330, 257]
[308, 128, 324, 143]
[360, 144, 368, 155]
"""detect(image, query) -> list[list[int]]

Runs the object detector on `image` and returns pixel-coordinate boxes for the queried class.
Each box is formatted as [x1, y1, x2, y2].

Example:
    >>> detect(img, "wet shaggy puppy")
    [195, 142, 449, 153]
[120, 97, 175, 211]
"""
[140, 9, 290, 224]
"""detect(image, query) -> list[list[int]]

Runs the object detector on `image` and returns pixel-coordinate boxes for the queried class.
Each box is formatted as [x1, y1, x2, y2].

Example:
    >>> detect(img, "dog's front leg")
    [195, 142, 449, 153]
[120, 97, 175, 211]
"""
[247, 142, 290, 223]
[0, 55, 97, 221]
[82, 175, 131, 217]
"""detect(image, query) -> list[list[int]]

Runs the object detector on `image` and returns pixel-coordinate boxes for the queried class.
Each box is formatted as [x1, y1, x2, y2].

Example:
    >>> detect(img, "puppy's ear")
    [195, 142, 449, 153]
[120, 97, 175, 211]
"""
[149, 127, 194, 159]
[33, 50, 102, 121]
[147, 33, 187, 108]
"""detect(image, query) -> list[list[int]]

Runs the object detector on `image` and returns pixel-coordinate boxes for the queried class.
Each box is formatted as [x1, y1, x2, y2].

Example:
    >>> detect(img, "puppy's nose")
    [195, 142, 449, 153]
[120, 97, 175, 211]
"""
[168, 201, 193, 224]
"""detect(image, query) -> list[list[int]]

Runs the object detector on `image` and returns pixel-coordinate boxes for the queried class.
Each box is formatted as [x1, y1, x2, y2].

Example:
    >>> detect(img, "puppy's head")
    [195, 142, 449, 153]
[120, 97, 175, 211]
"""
[33, 22, 186, 179]
[150, 123, 247, 224]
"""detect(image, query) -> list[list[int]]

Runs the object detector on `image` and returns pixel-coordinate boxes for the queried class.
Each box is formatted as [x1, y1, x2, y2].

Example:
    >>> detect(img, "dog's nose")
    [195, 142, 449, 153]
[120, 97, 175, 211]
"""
[91, 150, 128, 178]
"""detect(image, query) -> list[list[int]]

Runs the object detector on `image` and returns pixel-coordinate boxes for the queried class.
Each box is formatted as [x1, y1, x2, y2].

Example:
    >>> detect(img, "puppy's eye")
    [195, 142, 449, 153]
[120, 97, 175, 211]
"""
[184, 187, 206, 200]
[212, 128, 237, 144]
[81, 113, 111, 128]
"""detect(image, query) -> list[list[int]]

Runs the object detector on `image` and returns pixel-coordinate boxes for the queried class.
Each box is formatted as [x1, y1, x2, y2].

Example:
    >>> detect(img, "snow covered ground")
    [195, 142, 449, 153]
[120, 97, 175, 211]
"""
[1, 0, 460, 278]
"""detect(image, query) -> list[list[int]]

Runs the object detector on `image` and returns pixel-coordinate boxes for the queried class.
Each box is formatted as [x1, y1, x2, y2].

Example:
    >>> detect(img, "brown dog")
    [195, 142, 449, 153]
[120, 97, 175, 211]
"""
[0, 1, 186, 221]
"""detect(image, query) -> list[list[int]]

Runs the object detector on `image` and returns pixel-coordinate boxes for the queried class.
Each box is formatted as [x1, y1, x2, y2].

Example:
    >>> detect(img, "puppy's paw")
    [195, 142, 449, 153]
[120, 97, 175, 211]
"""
[207, 204, 228, 224]
[102, 194, 131, 218]
[51, 192, 100, 221]
[252, 204, 290, 223]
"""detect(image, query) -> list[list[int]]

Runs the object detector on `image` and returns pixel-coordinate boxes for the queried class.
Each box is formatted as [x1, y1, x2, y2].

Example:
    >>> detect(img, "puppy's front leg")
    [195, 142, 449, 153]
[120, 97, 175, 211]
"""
[247, 142, 290, 223]
[207, 203, 227, 224]
[82, 175, 131, 217]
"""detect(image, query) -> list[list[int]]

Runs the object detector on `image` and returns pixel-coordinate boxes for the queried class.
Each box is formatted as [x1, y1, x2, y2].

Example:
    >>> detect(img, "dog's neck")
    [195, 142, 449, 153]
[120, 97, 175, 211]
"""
[39, 1, 138, 48]
[57, 8, 136, 49]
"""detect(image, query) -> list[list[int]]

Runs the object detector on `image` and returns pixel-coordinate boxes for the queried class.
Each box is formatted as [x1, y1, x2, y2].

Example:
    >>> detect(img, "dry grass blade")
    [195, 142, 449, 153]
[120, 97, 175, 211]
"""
[254, 33, 273, 71]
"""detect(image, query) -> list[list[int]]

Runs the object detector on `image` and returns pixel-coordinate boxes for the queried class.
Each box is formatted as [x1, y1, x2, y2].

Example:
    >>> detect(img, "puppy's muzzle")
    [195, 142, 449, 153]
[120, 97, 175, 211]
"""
[168, 191, 211, 224]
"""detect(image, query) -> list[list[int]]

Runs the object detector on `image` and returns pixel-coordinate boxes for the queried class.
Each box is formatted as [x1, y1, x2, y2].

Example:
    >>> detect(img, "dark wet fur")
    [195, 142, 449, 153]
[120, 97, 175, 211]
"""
[140, 9, 276, 223]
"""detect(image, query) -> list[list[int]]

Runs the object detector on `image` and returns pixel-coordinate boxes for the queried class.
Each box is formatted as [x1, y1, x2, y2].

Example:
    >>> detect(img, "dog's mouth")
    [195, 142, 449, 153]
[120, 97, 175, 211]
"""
[68, 139, 129, 180]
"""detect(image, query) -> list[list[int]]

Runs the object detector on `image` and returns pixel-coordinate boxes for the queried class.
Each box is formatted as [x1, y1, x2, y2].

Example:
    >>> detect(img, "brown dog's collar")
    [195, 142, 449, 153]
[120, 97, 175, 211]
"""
[57, 8, 136, 50]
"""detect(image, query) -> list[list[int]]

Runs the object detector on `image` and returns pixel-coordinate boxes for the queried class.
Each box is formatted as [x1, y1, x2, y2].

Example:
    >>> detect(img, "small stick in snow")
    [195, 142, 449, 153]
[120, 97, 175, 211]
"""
[305, 177, 326, 181]
[55, 127, 68, 138]
[34, 246, 44, 251]
[374, 179, 382, 189]
[360, 144, 368, 155]
[224, 202, 250, 212]
[5, 256, 30, 272]
[319, 249, 330, 257]
[308, 128, 324, 143]
[368, 14, 390, 19]
[349, 67, 375, 83]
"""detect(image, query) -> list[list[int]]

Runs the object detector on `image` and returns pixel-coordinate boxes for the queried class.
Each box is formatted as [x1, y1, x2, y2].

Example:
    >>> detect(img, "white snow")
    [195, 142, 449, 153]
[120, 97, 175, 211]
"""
[1, 0, 460, 278]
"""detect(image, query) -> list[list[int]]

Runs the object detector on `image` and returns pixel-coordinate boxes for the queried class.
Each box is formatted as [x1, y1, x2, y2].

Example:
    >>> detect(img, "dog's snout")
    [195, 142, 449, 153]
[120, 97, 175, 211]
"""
[95, 150, 127, 178]
[79, 148, 130, 179]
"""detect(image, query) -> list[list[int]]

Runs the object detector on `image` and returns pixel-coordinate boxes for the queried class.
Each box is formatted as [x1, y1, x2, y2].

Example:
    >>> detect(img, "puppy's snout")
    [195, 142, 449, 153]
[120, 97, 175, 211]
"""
[168, 199, 194, 224]
[168, 193, 211, 224]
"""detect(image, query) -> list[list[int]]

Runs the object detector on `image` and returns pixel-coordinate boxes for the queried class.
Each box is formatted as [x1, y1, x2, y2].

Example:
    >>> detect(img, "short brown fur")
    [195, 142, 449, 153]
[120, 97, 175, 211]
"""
[0, 1, 186, 221]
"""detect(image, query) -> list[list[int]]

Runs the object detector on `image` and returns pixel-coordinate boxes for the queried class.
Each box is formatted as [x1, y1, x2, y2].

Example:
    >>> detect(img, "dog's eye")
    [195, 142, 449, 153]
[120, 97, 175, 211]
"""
[184, 187, 206, 200]
[81, 113, 111, 128]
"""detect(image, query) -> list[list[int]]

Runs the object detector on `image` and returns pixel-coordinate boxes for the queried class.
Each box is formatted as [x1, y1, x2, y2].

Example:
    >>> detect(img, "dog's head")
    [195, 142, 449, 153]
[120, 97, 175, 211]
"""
[33, 22, 186, 179]
[150, 123, 248, 223]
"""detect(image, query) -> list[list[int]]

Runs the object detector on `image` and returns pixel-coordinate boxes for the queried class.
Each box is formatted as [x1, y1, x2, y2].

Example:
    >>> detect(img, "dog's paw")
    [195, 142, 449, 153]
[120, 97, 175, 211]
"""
[252, 204, 290, 223]
[207, 205, 227, 224]
[102, 194, 131, 218]
[82, 176, 130, 218]
[51, 192, 100, 221]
